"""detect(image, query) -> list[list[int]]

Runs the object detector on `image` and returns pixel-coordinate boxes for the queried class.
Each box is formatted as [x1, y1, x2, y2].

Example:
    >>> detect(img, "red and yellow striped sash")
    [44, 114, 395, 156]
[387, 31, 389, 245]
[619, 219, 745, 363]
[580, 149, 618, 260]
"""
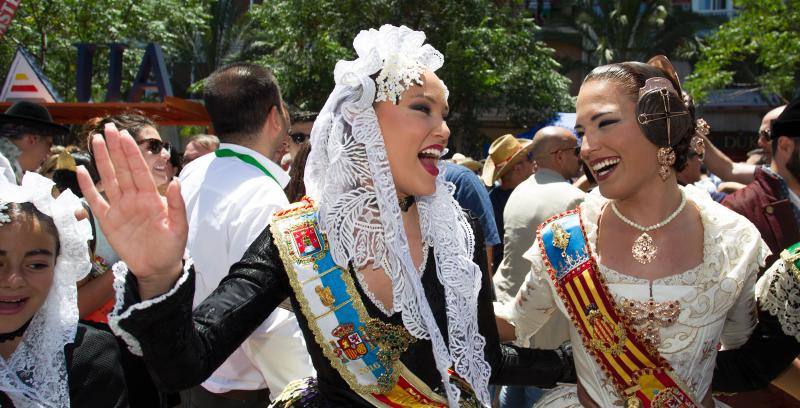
[538, 209, 700, 408]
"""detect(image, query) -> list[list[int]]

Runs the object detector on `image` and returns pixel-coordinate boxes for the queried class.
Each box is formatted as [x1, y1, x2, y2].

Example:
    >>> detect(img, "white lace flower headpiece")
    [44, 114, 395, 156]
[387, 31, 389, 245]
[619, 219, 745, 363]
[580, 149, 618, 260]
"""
[304, 25, 491, 407]
[0, 172, 93, 408]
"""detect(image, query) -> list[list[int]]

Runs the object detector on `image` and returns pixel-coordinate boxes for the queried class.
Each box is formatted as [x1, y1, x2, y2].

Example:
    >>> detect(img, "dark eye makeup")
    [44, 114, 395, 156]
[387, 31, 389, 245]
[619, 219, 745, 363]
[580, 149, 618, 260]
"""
[411, 104, 431, 115]
[598, 119, 619, 128]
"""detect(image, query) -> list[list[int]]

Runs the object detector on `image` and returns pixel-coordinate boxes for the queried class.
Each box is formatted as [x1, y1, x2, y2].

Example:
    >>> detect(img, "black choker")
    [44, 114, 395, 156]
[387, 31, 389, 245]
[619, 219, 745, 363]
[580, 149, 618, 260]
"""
[0, 319, 31, 343]
[399, 196, 415, 212]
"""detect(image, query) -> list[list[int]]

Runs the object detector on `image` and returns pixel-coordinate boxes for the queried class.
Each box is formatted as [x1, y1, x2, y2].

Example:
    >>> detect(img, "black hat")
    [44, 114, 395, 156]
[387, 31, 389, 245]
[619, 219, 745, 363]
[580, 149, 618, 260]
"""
[0, 101, 68, 136]
[772, 93, 800, 138]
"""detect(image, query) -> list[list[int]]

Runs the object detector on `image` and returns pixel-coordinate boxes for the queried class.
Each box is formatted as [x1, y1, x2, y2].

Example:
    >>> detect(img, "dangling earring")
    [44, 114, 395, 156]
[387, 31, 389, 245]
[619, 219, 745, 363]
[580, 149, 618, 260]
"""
[657, 147, 676, 180]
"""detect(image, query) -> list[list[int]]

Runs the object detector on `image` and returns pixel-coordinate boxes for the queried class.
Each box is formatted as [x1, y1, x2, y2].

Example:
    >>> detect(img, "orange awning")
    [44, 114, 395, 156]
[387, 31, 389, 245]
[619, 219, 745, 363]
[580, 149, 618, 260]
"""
[0, 96, 210, 126]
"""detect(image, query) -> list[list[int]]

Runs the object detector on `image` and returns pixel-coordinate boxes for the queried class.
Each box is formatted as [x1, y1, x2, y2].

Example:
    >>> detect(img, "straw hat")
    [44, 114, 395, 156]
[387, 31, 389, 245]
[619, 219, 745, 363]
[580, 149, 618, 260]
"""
[481, 134, 533, 186]
[451, 153, 482, 173]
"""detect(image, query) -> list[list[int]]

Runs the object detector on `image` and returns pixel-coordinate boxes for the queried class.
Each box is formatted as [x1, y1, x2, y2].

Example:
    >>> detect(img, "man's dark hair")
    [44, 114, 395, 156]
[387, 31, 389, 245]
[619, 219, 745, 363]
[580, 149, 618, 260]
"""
[204, 62, 283, 142]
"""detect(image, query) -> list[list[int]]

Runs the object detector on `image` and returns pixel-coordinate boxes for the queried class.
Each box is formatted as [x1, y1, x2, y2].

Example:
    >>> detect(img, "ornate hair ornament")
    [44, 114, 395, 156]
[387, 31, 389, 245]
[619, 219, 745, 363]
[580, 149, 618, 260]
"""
[636, 55, 693, 148]
[691, 118, 710, 158]
[55, 150, 78, 172]
[636, 77, 690, 146]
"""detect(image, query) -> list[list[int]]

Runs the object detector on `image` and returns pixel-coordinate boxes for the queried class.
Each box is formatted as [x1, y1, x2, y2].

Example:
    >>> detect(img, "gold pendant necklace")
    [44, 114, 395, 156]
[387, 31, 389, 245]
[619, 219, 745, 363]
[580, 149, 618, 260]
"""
[631, 232, 657, 264]
[611, 191, 686, 264]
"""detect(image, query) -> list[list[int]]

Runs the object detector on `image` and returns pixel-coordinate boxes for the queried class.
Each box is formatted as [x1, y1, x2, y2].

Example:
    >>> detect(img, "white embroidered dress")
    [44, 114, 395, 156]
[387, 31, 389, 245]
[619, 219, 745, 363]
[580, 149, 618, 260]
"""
[496, 186, 768, 407]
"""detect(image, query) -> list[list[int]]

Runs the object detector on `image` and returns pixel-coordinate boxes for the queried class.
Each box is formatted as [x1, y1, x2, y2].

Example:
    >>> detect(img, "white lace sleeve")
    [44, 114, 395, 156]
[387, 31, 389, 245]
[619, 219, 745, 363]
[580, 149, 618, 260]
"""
[495, 239, 558, 347]
[107, 261, 192, 356]
[720, 266, 758, 350]
[757, 258, 800, 343]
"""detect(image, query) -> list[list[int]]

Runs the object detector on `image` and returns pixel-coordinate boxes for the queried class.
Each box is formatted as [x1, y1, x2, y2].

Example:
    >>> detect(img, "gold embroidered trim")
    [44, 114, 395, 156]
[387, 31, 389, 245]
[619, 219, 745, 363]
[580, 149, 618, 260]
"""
[271, 200, 408, 395]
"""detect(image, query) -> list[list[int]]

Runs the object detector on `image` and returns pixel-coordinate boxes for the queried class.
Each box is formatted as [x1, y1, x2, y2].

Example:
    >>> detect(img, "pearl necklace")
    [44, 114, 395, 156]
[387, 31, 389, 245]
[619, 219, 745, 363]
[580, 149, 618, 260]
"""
[610, 191, 686, 264]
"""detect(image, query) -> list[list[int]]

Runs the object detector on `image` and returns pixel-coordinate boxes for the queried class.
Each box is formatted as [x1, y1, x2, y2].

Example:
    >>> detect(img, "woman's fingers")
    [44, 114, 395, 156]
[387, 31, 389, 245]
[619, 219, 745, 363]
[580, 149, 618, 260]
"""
[90, 134, 121, 203]
[77, 165, 109, 218]
[118, 128, 159, 195]
[104, 124, 138, 197]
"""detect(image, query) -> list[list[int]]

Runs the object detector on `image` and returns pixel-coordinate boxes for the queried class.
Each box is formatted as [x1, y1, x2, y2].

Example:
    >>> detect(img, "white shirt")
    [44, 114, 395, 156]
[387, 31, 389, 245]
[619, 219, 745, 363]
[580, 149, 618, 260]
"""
[180, 143, 314, 394]
[496, 186, 768, 407]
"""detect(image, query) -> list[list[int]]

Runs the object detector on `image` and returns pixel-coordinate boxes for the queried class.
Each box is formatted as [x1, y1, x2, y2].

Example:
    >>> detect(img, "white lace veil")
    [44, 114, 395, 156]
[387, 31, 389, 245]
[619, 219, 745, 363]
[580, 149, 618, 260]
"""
[304, 25, 491, 406]
[0, 173, 93, 408]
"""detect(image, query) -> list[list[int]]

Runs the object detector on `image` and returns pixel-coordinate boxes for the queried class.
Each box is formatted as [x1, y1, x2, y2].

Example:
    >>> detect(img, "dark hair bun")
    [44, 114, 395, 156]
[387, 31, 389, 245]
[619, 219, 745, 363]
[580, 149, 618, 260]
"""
[636, 86, 693, 148]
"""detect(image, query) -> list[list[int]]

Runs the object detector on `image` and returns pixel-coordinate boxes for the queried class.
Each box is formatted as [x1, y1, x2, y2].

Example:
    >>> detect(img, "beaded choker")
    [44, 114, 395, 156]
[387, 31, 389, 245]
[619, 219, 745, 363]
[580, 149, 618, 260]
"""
[398, 196, 415, 212]
[0, 319, 31, 343]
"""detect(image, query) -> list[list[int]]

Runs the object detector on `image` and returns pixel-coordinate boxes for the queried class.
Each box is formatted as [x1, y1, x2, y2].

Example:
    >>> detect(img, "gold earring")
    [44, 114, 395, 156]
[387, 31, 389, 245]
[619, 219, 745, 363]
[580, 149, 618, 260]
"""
[657, 147, 676, 180]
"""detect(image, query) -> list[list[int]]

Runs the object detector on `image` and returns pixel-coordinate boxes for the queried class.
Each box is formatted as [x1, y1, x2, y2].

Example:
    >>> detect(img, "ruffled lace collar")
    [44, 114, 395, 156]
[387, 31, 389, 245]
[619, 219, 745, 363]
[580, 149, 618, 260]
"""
[757, 254, 800, 342]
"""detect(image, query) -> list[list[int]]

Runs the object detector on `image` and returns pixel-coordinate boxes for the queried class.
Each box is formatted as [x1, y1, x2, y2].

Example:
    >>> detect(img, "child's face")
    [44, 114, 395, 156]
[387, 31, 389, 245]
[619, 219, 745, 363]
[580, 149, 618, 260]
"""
[0, 215, 57, 334]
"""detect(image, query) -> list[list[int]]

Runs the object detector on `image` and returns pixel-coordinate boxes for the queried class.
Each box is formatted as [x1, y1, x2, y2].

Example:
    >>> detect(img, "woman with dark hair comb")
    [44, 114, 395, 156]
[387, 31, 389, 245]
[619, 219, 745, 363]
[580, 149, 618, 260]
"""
[496, 56, 768, 408]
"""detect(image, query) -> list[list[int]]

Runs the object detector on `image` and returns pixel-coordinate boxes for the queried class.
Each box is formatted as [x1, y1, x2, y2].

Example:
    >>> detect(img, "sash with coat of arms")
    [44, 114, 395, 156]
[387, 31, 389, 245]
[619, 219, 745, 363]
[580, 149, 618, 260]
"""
[271, 197, 458, 407]
[538, 209, 701, 408]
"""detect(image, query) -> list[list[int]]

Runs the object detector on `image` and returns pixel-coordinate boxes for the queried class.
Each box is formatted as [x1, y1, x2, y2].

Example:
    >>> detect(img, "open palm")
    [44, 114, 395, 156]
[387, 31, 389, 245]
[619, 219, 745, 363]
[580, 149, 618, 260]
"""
[78, 123, 187, 297]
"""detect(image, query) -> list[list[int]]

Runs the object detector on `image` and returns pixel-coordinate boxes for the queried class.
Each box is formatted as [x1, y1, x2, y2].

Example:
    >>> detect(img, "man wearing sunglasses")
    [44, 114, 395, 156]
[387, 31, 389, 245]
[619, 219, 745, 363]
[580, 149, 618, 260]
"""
[176, 63, 313, 407]
[701, 105, 785, 185]
[492, 126, 584, 408]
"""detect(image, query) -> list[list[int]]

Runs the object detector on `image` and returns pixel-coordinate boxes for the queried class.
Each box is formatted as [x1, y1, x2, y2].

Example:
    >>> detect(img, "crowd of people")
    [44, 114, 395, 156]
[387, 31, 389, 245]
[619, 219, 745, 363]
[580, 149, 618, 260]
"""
[0, 23, 799, 408]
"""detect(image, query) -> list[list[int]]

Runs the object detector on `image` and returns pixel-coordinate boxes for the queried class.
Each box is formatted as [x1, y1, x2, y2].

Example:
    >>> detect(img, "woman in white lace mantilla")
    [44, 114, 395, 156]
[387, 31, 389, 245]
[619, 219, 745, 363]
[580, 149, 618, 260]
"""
[77, 25, 575, 407]
[495, 57, 768, 408]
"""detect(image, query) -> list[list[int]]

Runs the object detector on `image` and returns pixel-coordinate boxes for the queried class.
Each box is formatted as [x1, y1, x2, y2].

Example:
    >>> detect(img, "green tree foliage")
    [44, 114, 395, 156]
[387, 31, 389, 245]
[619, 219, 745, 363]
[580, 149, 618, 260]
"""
[559, 0, 717, 67]
[0, 0, 208, 101]
[239, 0, 574, 154]
[685, 0, 800, 102]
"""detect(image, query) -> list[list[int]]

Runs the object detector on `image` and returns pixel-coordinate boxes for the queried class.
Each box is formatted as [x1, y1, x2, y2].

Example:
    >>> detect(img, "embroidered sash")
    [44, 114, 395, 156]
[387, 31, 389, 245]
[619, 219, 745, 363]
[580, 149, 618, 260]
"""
[539, 209, 700, 408]
[271, 198, 448, 407]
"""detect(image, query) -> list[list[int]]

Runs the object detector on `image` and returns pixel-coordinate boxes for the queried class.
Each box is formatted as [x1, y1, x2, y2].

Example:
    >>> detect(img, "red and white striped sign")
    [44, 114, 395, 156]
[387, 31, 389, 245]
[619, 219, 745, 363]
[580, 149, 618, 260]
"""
[0, 48, 58, 102]
[0, 0, 21, 39]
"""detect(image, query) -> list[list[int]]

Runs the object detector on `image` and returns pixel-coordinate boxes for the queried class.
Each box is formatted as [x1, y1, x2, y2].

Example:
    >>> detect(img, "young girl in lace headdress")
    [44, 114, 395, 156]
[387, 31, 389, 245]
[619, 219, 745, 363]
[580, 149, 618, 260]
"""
[78, 24, 578, 407]
[0, 173, 127, 407]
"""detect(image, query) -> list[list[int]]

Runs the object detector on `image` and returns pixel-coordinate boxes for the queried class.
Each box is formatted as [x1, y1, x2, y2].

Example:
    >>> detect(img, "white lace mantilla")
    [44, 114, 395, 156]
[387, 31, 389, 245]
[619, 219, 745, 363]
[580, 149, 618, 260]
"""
[756, 255, 800, 342]
[303, 25, 490, 406]
[0, 173, 93, 408]
[501, 185, 769, 407]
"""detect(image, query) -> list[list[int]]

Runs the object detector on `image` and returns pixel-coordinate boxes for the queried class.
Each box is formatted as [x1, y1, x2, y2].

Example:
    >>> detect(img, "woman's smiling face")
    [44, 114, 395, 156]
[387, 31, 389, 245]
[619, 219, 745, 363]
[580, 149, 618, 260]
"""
[576, 79, 661, 200]
[375, 70, 450, 197]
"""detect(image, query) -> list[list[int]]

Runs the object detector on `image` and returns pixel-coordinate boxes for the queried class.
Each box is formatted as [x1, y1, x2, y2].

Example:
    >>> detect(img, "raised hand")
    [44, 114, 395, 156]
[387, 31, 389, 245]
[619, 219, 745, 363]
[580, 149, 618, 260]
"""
[77, 123, 187, 299]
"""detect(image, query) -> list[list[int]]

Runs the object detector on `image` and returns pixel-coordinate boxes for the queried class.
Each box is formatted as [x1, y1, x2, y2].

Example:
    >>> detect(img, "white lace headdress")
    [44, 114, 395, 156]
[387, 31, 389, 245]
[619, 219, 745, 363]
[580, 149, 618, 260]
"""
[304, 24, 491, 406]
[0, 172, 93, 408]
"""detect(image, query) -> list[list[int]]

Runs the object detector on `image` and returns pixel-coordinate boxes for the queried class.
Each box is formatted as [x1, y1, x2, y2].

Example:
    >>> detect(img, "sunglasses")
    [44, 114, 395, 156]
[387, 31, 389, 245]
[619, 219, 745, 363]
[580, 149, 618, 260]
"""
[136, 138, 171, 155]
[759, 129, 772, 141]
[290, 132, 310, 144]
